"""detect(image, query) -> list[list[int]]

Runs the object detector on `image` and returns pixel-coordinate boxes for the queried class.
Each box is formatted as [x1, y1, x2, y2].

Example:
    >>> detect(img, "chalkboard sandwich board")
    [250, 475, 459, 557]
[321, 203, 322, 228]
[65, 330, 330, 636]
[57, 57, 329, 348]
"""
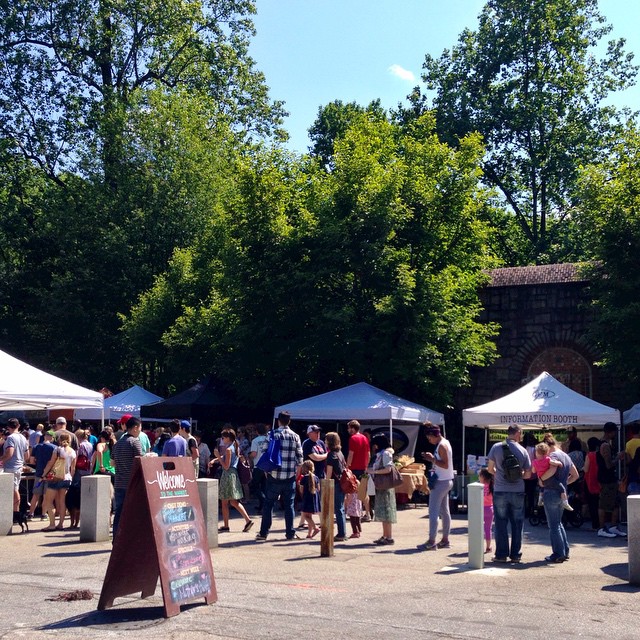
[98, 456, 217, 618]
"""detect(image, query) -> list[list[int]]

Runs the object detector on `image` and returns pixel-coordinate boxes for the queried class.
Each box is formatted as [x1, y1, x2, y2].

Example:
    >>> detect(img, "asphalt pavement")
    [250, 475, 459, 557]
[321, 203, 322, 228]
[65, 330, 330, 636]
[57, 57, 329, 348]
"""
[1, 504, 638, 640]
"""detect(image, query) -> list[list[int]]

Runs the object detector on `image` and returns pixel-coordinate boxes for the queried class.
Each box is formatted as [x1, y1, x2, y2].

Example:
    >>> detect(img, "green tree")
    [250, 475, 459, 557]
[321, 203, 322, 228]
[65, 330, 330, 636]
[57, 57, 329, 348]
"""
[308, 99, 387, 167]
[0, 0, 285, 183]
[124, 116, 498, 407]
[0, 90, 240, 388]
[578, 122, 640, 388]
[406, 0, 637, 264]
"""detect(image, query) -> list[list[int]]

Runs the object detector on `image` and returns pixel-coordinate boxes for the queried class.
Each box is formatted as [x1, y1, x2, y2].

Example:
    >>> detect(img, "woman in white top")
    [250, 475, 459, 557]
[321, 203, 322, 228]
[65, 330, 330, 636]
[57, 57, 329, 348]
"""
[419, 424, 454, 551]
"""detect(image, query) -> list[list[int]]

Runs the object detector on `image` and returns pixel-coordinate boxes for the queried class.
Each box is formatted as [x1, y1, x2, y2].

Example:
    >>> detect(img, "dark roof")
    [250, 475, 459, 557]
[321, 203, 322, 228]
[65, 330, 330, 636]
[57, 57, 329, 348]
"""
[488, 263, 589, 287]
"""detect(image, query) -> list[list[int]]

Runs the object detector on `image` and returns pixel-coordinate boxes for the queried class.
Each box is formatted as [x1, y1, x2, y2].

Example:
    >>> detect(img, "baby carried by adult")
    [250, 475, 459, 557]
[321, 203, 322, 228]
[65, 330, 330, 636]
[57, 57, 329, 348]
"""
[532, 442, 573, 511]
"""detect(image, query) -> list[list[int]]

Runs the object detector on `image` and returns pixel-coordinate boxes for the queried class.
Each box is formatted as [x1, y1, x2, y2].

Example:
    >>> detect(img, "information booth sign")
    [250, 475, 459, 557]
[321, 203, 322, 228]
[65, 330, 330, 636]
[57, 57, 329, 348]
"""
[98, 456, 217, 618]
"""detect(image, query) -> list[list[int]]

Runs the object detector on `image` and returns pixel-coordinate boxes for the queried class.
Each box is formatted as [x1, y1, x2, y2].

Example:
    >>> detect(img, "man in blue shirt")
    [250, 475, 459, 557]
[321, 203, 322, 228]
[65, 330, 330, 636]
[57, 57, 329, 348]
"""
[256, 411, 303, 541]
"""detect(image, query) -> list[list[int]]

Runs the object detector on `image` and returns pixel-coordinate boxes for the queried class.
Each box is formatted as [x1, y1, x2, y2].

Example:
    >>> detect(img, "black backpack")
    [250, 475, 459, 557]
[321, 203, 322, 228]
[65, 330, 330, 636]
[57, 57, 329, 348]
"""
[501, 442, 522, 482]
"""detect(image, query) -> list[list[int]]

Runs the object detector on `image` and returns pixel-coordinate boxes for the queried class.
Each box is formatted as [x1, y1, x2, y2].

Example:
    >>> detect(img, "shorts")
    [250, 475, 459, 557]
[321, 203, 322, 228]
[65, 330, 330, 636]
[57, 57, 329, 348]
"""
[598, 482, 618, 512]
[47, 480, 71, 491]
[6, 470, 22, 491]
[32, 479, 48, 496]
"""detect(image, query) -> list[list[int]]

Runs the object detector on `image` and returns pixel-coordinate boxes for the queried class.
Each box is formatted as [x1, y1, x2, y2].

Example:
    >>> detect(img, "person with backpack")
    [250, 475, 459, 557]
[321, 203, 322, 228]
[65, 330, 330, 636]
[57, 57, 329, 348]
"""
[487, 424, 532, 564]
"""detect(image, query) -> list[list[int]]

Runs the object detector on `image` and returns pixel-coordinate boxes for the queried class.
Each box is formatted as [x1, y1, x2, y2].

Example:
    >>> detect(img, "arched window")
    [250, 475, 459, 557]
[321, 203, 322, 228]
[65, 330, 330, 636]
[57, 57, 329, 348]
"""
[527, 347, 592, 397]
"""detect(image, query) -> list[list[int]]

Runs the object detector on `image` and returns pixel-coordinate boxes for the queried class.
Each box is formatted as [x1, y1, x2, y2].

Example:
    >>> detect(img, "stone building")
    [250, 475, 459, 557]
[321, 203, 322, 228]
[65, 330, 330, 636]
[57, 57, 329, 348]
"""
[456, 263, 634, 415]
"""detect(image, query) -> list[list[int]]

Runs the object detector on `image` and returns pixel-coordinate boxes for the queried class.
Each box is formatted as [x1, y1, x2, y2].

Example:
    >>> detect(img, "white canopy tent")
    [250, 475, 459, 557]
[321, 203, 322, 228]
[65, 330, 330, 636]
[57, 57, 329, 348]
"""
[275, 381, 443, 423]
[0, 348, 104, 411]
[274, 382, 444, 456]
[461, 371, 620, 471]
[463, 371, 619, 429]
[75, 384, 163, 421]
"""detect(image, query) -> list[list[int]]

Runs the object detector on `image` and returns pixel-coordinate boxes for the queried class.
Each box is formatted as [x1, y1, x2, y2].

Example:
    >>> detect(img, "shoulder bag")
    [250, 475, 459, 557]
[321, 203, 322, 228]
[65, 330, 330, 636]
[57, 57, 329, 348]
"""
[372, 465, 404, 491]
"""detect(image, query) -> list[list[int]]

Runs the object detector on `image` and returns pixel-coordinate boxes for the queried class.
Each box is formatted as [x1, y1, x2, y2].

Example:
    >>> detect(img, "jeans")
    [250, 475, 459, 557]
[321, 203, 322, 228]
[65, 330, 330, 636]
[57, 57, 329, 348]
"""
[543, 490, 569, 559]
[260, 475, 296, 538]
[428, 479, 453, 542]
[334, 481, 346, 538]
[493, 491, 525, 560]
[112, 488, 127, 542]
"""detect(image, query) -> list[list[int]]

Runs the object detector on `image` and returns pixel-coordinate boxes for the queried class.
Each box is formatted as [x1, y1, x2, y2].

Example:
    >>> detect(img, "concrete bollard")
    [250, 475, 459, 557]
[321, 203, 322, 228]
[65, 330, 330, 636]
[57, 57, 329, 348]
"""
[628, 495, 640, 584]
[197, 478, 219, 549]
[0, 472, 15, 536]
[467, 482, 484, 570]
[320, 478, 334, 557]
[80, 474, 112, 542]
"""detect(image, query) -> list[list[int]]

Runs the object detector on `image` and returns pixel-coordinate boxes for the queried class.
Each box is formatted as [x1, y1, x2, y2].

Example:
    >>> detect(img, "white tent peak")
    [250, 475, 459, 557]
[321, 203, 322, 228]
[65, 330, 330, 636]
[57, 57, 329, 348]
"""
[463, 371, 619, 428]
[0, 348, 103, 410]
[75, 384, 163, 421]
[274, 381, 443, 423]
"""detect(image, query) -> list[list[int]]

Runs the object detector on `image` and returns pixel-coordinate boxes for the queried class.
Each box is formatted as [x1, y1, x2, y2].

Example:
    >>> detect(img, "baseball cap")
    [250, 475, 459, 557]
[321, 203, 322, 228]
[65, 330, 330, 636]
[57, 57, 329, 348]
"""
[306, 424, 321, 433]
[180, 420, 191, 431]
[46, 430, 55, 437]
[117, 414, 133, 425]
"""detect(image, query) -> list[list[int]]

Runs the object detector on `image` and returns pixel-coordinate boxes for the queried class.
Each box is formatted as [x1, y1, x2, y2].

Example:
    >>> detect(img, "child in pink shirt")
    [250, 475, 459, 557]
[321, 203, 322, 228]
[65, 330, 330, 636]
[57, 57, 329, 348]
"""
[478, 468, 494, 553]
[532, 442, 573, 511]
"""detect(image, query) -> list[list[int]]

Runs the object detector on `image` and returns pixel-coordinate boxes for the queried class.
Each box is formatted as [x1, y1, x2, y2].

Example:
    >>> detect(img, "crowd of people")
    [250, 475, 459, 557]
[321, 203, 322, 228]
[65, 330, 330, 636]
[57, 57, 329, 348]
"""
[0, 414, 635, 563]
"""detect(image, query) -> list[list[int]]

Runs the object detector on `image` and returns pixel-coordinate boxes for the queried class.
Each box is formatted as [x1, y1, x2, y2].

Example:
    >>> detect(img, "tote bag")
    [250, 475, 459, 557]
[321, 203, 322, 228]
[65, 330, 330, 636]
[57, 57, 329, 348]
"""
[256, 430, 282, 473]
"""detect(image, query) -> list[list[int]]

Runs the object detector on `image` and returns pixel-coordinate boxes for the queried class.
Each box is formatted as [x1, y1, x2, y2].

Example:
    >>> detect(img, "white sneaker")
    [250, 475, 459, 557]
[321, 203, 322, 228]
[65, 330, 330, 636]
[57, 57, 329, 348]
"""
[597, 527, 616, 538]
[609, 526, 627, 537]
[562, 500, 574, 511]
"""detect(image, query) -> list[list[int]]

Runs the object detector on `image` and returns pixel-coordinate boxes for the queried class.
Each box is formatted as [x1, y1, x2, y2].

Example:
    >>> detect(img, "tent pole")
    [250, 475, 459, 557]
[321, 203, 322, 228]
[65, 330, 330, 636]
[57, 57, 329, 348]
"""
[389, 416, 393, 448]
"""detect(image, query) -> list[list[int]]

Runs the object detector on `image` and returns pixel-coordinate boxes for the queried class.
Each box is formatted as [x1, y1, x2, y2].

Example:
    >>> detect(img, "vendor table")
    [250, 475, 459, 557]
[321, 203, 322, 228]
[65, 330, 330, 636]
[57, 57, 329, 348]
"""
[395, 463, 428, 507]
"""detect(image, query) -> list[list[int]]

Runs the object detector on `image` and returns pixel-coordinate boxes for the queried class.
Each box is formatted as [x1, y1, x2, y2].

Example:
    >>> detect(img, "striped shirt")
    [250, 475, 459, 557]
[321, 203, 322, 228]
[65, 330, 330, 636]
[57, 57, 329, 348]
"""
[113, 434, 143, 490]
[270, 426, 303, 480]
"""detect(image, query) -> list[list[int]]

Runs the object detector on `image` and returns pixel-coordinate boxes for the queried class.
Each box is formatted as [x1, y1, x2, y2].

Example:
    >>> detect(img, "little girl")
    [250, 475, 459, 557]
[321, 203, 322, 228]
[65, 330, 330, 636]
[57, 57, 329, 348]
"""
[532, 442, 573, 511]
[478, 468, 494, 554]
[345, 490, 364, 538]
[299, 461, 320, 538]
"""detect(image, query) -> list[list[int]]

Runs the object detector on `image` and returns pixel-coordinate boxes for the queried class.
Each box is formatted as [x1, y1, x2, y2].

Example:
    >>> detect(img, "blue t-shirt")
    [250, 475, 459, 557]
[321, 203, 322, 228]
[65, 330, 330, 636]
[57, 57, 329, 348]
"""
[33, 441, 56, 476]
[162, 435, 187, 457]
[548, 449, 572, 493]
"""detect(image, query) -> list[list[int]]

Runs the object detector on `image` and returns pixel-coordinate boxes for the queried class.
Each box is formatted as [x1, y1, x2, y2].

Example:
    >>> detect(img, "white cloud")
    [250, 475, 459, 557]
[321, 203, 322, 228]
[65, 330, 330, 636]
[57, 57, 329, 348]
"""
[388, 64, 415, 82]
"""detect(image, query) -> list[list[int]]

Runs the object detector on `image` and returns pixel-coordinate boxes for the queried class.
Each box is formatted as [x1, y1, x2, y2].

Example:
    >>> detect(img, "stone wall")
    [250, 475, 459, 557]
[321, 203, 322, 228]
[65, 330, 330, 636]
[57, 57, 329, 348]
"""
[456, 264, 633, 413]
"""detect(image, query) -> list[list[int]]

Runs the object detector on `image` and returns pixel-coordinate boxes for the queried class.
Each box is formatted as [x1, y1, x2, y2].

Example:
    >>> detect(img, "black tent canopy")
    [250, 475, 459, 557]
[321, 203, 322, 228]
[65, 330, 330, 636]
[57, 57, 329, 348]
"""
[140, 375, 250, 423]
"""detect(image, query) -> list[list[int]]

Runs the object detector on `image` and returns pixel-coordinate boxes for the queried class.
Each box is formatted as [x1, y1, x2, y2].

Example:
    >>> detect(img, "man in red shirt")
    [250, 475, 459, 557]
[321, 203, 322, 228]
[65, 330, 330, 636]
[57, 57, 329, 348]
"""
[346, 420, 370, 478]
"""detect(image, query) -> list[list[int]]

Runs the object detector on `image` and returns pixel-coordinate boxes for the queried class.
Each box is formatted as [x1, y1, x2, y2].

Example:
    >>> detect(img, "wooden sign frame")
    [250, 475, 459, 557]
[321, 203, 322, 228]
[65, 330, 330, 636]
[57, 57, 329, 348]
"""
[98, 456, 217, 618]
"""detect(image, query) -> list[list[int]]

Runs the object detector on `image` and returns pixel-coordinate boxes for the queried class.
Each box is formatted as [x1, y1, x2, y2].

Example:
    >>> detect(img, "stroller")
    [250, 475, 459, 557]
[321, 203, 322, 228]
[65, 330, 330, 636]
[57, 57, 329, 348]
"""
[528, 484, 584, 528]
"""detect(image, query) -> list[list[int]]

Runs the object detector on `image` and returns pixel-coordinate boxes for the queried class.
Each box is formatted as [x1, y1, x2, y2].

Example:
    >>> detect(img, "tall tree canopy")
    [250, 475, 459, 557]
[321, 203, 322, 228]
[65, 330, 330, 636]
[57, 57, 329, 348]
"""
[407, 0, 637, 264]
[0, 0, 285, 182]
[123, 115, 498, 407]
[0, 1, 285, 387]
[578, 123, 640, 390]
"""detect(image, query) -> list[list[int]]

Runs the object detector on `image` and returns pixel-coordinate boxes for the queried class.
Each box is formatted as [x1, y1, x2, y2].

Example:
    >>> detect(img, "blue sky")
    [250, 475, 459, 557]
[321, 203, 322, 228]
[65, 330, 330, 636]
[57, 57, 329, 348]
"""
[250, 0, 640, 154]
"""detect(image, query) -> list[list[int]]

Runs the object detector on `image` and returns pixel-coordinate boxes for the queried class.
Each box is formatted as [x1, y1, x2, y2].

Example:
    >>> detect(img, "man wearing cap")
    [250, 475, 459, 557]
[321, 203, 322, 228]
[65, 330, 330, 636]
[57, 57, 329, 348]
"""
[53, 416, 78, 450]
[27, 430, 57, 519]
[1, 418, 29, 511]
[596, 422, 626, 538]
[302, 425, 328, 479]
[112, 417, 143, 541]
[179, 420, 199, 477]
[487, 425, 532, 563]
[162, 419, 187, 457]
